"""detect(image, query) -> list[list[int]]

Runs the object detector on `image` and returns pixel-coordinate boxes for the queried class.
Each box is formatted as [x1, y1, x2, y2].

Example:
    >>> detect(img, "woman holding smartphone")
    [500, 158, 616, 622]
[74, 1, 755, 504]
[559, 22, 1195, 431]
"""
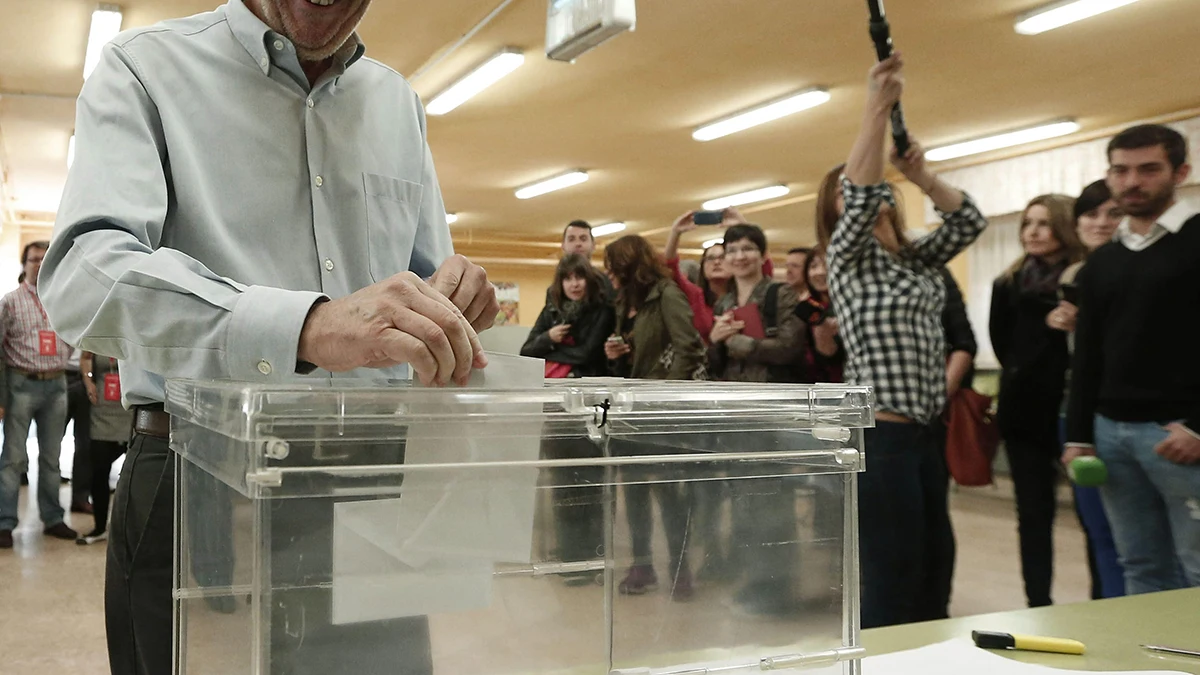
[818, 54, 988, 628]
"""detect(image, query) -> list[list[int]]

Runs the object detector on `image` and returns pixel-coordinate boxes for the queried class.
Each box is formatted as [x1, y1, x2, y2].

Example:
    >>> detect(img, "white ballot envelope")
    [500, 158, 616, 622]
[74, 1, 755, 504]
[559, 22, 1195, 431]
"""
[332, 353, 545, 624]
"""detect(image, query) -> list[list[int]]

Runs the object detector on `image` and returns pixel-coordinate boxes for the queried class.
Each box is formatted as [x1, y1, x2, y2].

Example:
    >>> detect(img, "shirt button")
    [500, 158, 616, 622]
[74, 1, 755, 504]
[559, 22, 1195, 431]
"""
[314, 176, 323, 188]
[260, 56, 269, 68]
[274, 40, 284, 51]
[306, 99, 315, 108]
[257, 360, 273, 376]
[324, 259, 335, 272]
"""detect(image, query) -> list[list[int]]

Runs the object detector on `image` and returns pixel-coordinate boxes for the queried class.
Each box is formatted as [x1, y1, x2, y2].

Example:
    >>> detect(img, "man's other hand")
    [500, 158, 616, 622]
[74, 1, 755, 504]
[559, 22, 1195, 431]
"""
[297, 271, 484, 386]
[430, 255, 501, 333]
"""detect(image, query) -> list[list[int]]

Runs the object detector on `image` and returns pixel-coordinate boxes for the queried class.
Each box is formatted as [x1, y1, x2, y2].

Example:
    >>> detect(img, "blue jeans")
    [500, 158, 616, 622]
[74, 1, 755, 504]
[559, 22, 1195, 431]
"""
[1094, 414, 1200, 594]
[0, 372, 69, 531]
[858, 422, 956, 628]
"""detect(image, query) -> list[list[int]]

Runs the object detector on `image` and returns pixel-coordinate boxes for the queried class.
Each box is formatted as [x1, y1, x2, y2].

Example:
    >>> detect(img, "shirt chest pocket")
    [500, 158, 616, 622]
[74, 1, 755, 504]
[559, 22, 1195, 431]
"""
[363, 173, 423, 283]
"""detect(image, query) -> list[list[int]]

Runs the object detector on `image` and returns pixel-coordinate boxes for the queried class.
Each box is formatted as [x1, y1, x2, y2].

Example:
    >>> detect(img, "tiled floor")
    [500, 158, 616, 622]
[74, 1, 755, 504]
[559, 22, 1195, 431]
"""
[0, 454, 1090, 675]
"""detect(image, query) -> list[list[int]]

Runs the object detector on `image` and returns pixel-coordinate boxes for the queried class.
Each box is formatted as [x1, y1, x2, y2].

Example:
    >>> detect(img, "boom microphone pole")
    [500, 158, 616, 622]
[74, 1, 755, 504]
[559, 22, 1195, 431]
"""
[866, 0, 911, 155]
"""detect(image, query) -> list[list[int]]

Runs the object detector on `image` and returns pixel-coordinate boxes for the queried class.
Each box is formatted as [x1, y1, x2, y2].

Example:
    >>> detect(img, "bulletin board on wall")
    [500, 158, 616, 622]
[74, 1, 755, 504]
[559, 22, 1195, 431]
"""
[493, 282, 520, 326]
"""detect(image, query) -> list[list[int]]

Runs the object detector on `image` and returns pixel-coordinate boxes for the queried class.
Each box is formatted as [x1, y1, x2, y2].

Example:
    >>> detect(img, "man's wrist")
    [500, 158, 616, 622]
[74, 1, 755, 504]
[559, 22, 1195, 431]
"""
[296, 298, 330, 367]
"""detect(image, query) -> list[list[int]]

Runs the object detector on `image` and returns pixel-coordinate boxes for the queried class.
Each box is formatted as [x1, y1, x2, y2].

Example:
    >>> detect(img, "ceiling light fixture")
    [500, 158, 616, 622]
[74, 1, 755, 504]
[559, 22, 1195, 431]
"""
[67, 135, 76, 169]
[591, 222, 627, 238]
[693, 88, 832, 142]
[1014, 0, 1140, 35]
[925, 120, 1081, 161]
[446, 213, 459, 224]
[702, 185, 790, 211]
[515, 171, 589, 200]
[702, 238, 724, 249]
[84, 5, 124, 81]
[426, 49, 526, 116]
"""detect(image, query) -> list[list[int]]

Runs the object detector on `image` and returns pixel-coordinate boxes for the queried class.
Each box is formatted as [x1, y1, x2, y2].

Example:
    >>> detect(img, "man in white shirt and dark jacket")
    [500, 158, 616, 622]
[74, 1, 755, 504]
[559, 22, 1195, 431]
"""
[1064, 124, 1200, 595]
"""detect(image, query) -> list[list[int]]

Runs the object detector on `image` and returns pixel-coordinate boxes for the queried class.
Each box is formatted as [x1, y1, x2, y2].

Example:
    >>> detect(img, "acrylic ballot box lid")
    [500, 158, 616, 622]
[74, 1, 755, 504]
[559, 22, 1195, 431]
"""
[165, 377, 874, 494]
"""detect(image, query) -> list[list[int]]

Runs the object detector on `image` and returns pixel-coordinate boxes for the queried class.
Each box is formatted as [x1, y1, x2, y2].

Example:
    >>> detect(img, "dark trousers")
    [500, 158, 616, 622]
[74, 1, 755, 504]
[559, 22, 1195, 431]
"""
[858, 422, 956, 629]
[89, 440, 126, 534]
[65, 371, 91, 501]
[107, 433, 434, 675]
[543, 438, 606, 563]
[1003, 436, 1060, 607]
[623, 468, 693, 575]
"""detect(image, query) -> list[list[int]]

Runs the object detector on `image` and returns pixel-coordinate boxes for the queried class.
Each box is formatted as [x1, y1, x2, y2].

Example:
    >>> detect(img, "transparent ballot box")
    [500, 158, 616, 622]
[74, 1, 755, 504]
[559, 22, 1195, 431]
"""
[167, 377, 873, 675]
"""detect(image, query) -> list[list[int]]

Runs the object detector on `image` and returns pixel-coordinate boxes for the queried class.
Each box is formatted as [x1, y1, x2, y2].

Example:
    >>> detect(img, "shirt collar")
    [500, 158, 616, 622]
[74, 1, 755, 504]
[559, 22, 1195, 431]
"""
[226, 0, 366, 76]
[1116, 198, 1197, 241]
[1157, 198, 1197, 234]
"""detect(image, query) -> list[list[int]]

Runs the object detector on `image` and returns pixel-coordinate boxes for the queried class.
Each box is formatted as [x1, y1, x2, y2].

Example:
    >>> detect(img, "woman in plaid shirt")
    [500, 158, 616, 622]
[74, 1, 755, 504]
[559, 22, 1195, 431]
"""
[816, 54, 988, 628]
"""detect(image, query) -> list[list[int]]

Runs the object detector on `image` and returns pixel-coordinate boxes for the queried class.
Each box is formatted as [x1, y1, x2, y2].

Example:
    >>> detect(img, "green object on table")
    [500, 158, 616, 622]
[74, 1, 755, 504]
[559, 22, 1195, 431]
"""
[1069, 456, 1108, 487]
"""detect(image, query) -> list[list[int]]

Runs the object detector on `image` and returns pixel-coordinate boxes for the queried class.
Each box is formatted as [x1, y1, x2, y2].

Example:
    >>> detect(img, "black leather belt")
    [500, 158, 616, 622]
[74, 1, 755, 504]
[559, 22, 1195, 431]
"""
[133, 406, 171, 439]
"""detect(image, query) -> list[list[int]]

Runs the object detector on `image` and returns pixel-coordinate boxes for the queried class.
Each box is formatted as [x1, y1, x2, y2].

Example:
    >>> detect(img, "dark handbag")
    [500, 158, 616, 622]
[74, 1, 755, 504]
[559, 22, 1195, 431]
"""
[945, 388, 1000, 487]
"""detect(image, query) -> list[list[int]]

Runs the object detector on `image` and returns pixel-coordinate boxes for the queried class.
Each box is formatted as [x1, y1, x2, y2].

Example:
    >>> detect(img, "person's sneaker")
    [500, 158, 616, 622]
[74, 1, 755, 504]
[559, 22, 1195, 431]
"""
[0, 530, 12, 549]
[71, 500, 94, 515]
[43, 522, 79, 540]
[76, 529, 108, 545]
[618, 565, 659, 595]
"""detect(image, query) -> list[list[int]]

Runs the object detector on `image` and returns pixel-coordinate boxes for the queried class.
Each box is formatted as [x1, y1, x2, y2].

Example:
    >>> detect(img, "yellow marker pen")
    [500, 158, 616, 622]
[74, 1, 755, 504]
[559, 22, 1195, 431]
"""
[972, 630, 1087, 655]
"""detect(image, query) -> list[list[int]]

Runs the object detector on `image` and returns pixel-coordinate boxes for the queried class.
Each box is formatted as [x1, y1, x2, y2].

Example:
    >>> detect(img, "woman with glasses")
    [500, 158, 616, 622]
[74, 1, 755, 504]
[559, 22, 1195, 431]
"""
[663, 210, 739, 342]
[708, 224, 806, 383]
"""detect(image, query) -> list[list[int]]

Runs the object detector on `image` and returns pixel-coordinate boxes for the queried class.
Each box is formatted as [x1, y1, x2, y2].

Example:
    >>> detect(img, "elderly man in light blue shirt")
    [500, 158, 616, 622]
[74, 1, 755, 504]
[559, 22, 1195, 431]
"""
[40, 1, 499, 673]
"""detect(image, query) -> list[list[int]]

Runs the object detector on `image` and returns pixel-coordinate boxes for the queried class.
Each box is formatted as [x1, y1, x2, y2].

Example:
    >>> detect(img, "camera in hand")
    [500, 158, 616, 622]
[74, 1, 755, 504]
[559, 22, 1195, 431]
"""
[796, 298, 832, 326]
[693, 210, 724, 226]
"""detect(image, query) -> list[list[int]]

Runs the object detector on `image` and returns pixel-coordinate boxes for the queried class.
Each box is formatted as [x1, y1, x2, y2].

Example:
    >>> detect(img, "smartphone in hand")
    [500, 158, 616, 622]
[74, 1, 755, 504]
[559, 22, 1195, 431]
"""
[693, 210, 724, 225]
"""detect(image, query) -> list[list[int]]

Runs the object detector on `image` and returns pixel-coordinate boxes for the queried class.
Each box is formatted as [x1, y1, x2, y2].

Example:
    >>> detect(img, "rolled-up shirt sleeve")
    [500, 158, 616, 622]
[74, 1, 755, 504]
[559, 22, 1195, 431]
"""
[41, 42, 324, 382]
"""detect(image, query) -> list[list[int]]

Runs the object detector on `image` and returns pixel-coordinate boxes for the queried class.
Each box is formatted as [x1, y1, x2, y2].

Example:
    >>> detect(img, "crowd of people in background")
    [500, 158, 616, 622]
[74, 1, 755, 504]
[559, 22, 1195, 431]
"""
[520, 55, 1200, 628]
[0, 54, 1195, 638]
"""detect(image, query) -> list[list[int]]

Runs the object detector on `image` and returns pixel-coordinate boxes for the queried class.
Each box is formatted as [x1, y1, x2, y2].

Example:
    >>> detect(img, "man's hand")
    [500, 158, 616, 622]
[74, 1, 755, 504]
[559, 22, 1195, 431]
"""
[710, 313, 745, 344]
[297, 271, 484, 387]
[604, 338, 631, 361]
[866, 53, 905, 118]
[429, 255, 500, 333]
[1061, 444, 1096, 469]
[548, 324, 572, 344]
[84, 379, 100, 405]
[1155, 423, 1200, 465]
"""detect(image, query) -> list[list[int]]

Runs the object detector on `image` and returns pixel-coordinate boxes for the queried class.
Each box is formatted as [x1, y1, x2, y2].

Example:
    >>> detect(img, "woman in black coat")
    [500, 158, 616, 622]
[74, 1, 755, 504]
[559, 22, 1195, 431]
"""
[521, 254, 613, 378]
[989, 194, 1085, 608]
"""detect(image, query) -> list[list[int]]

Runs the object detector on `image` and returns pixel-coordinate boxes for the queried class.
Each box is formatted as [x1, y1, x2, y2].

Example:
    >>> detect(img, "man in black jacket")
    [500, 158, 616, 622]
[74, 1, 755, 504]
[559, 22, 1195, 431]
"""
[1065, 124, 1200, 594]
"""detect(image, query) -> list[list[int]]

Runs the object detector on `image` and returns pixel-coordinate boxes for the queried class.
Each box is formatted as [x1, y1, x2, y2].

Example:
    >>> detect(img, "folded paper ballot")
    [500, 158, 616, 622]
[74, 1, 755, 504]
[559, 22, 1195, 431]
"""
[860, 639, 1189, 675]
[331, 353, 545, 624]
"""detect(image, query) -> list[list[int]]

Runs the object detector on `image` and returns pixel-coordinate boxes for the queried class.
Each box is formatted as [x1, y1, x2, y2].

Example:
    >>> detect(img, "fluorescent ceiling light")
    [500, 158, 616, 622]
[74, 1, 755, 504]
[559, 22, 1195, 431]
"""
[515, 171, 589, 200]
[84, 5, 123, 81]
[925, 120, 1081, 161]
[445, 213, 459, 224]
[1014, 0, 1140, 35]
[693, 88, 831, 142]
[702, 185, 790, 211]
[591, 222, 627, 238]
[427, 49, 525, 116]
[67, 135, 76, 169]
[702, 238, 724, 249]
